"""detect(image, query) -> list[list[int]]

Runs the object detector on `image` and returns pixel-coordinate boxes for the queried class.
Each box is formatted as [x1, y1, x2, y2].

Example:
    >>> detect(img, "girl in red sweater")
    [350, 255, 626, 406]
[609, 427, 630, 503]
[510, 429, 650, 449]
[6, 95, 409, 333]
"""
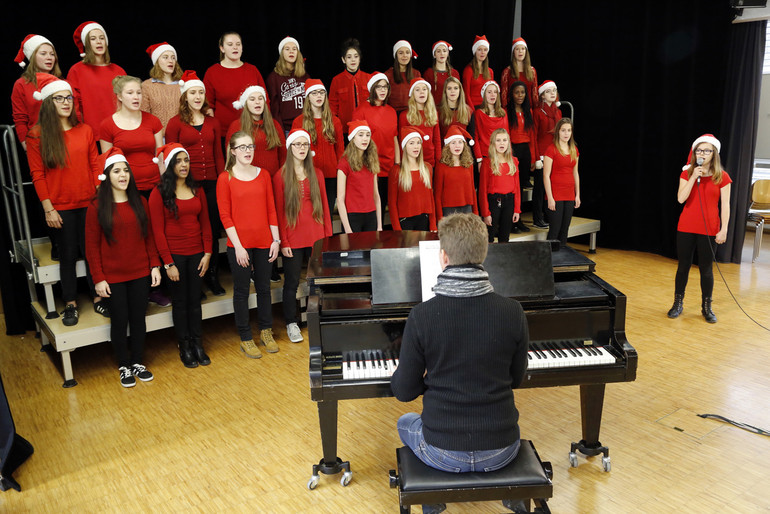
[217, 131, 281, 359]
[462, 35, 493, 108]
[273, 129, 332, 343]
[267, 37, 310, 133]
[66, 22, 126, 141]
[337, 121, 382, 233]
[469, 81, 509, 169]
[437, 77, 472, 139]
[543, 118, 580, 249]
[85, 147, 161, 388]
[385, 40, 421, 114]
[140, 42, 183, 134]
[228, 85, 286, 175]
[150, 143, 213, 368]
[12, 35, 61, 150]
[507, 81, 537, 233]
[423, 40, 459, 109]
[291, 79, 344, 218]
[329, 38, 370, 137]
[389, 127, 436, 231]
[26, 74, 101, 326]
[165, 70, 226, 296]
[434, 125, 477, 221]
[501, 38, 539, 110]
[480, 129, 521, 242]
[398, 79, 441, 168]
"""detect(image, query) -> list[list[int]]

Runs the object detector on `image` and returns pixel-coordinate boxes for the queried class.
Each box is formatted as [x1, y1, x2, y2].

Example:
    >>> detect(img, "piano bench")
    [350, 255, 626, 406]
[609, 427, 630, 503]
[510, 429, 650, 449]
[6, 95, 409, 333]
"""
[388, 440, 553, 513]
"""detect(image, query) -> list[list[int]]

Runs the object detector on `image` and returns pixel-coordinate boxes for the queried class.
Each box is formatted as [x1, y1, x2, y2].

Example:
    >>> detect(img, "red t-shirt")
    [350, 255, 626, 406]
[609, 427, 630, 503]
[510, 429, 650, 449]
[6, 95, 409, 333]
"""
[291, 115, 344, 179]
[677, 170, 732, 236]
[388, 167, 437, 231]
[433, 162, 478, 219]
[148, 188, 213, 263]
[398, 110, 441, 168]
[352, 102, 398, 177]
[479, 159, 521, 217]
[329, 70, 371, 132]
[100, 112, 163, 191]
[203, 63, 266, 137]
[216, 169, 277, 249]
[67, 62, 126, 140]
[226, 119, 287, 176]
[272, 168, 332, 249]
[462, 65, 494, 108]
[165, 115, 224, 182]
[338, 155, 376, 213]
[545, 144, 579, 201]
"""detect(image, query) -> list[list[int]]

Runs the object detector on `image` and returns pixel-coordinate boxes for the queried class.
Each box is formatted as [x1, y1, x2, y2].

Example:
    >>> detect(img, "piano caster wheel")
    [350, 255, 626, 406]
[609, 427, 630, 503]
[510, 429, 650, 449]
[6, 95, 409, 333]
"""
[602, 456, 611, 472]
[340, 471, 353, 487]
[569, 452, 578, 468]
[307, 475, 320, 490]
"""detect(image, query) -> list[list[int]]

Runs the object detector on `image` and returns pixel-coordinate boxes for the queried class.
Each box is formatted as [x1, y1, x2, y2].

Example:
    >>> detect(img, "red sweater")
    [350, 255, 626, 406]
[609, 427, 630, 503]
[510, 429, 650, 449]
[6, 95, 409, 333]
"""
[500, 66, 539, 109]
[12, 78, 41, 142]
[329, 69, 371, 132]
[148, 188, 212, 263]
[203, 63, 266, 137]
[66, 62, 126, 140]
[385, 68, 421, 113]
[352, 102, 397, 177]
[479, 159, 521, 217]
[545, 144, 578, 201]
[272, 168, 332, 249]
[398, 110, 442, 168]
[677, 170, 732, 236]
[27, 124, 100, 211]
[433, 162, 478, 220]
[388, 167, 437, 231]
[533, 103, 562, 160]
[216, 169, 277, 249]
[470, 109, 509, 160]
[462, 65, 494, 108]
[226, 119, 286, 176]
[85, 198, 161, 284]
[266, 72, 310, 132]
[338, 155, 376, 213]
[290, 116, 344, 179]
[423, 67, 460, 108]
[165, 115, 225, 182]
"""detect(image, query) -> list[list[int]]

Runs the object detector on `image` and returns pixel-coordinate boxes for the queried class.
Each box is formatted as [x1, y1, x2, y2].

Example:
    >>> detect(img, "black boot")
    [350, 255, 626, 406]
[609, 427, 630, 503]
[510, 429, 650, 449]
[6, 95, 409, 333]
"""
[204, 257, 225, 296]
[702, 296, 717, 323]
[516, 220, 531, 233]
[191, 337, 211, 366]
[667, 293, 684, 318]
[179, 338, 198, 368]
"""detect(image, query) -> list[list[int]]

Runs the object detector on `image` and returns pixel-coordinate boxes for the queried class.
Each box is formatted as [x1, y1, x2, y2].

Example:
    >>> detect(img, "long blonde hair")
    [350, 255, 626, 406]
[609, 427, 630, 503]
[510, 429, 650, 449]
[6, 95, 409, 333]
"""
[553, 118, 578, 162]
[238, 97, 281, 149]
[225, 131, 252, 176]
[687, 144, 724, 185]
[399, 141, 431, 191]
[274, 50, 307, 78]
[301, 94, 337, 145]
[281, 151, 325, 227]
[488, 128, 516, 176]
[344, 139, 380, 174]
[438, 77, 471, 127]
[405, 87, 438, 127]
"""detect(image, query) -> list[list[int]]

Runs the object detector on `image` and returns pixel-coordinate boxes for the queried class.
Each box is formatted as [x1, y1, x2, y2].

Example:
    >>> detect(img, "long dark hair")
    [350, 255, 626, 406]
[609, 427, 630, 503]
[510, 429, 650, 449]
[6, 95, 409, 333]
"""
[97, 162, 148, 244]
[507, 81, 534, 130]
[36, 96, 79, 168]
[157, 152, 198, 219]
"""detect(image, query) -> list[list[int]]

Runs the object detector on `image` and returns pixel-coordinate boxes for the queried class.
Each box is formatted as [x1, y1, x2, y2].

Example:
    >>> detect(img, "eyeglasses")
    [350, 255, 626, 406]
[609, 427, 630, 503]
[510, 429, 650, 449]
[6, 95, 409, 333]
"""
[374, 85, 389, 91]
[233, 144, 256, 152]
[52, 95, 74, 104]
[694, 149, 713, 155]
[291, 143, 310, 149]
[308, 90, 325, 96]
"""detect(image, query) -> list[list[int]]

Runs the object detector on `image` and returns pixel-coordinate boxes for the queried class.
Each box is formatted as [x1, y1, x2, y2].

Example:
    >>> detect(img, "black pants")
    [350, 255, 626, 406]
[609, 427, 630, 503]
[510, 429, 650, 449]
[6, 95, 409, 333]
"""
[532, 170, 546, 223]
[547, 200, 575, 248]
[201, 180, 222, 245]
[325, 177, 337, 227]
[282, 247, 311, 325]
[399, 213, 430, 231]
[226, 246, 272, 341]
[348, 211, 378, 232]
[675, 231, 716, 297]
[168, 253, 204, 343]
[442, 205, 473, 217]
[54, 207, 93, 302]
[377, 175, 389, 227]
[511, 142, 532, 201]
[487, 193, 515, 243]
[110, 275, 151, 368]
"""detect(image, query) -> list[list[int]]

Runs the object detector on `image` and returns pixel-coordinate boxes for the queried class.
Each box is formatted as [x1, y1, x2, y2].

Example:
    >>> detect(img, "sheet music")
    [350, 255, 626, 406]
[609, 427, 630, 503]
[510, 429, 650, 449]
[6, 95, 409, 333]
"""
[419, 240, 442, 301]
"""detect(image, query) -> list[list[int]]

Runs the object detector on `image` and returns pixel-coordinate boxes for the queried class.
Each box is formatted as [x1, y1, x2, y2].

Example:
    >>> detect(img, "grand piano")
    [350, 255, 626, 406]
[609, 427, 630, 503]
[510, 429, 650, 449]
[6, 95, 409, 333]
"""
[306, 231, 637, 489]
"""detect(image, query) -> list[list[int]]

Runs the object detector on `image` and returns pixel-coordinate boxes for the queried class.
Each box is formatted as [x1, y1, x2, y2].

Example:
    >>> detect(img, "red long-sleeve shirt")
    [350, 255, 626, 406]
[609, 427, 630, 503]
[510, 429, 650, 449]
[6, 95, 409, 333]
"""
[85, 197, 161, 284]
[165, 115, 224, 182]
[398, 110, 441, 168]
[67, 62, 126, 140]
[272, 167, 332, 249]
[469, 110, 509, 160]
[290, 115, 344, 179]
[226, 119, 286, 176]
[462, 65, 494, 108]
[423, 67, 460, 108]
[352, 102, 397, 177]
[329, 69, 371, 132]
[385, 68, 421, 113]
[148, 188, 212, 264]
[500, 66, 539, 109]
[388, 167, 437, 231]
[203, 63, 266, 137]
[216, 169, 277, 249]
[433, 162, 478, 220]
[479, 159, 521, 217]
[508, 110, 536, 161]
[533, 103, 562, 160]
[100, 112, 163, 191]
[12, 78, 41, 143]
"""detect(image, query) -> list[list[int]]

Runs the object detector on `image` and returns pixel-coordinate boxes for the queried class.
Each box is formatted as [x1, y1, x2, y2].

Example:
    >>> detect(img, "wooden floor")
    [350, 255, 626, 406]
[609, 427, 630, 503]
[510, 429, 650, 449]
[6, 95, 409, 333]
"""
[1, 233, 769, 513]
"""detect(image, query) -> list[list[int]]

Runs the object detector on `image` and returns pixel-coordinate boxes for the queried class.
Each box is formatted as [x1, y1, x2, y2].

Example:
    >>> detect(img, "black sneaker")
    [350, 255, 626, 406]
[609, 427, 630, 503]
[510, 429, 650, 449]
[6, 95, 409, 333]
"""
[533, 220, 549, 229]
[119, 366, 136, 388]
[271, 269, 281, 283]
[94, 301, 110, 318]
[131, 363, 154, 382]
[62, 304, 79, 326]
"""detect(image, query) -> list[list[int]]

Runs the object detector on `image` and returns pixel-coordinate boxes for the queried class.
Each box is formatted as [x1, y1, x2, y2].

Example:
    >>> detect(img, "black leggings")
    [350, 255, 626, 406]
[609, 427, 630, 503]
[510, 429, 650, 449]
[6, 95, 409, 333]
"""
[675, 231, 716, 297]
[110, 275, 151, 368]
[226, 246, 272, 341]
[168, 253, 204, 343]
[348, 211, 378, 232]
[282, 247, 311, 325]
[487, 193, 515, 243]
[511, 142, 531, 201]
[399, 213, 430, 231]
[54, 207, 93, 302]
[547, 200, 575, 248]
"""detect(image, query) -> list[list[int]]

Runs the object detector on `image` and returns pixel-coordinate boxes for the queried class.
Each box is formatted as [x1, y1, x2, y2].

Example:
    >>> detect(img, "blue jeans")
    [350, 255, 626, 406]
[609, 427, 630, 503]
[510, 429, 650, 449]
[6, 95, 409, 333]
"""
[397, 412, 520, 473]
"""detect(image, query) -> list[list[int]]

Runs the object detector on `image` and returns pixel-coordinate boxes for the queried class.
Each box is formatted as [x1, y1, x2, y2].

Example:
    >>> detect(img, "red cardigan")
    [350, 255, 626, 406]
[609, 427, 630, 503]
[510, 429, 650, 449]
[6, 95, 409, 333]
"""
[203, 63, 266, 138]
[226, 119, 287, 176]
[67, 62, 126, 140]
[423, 67, 460, 108]
[329, 70, 371, 132]
[469, 109, 509, 160]
[290, 115, 344, 179]
[433, 162, 478, 220]
[385, 68, 421, 113]
[479, 159, 521, 217]
[165, 115, 225, 182]
[398, 110, 441, 168]
[216, 169, 277, 249]
[148, 188, 213, 264]
[388, 167, 437, 230]
[85, 197, 161, 284]
[462, 65, 494, 108]
[352, 102, 397, 177]
[272, 167, 332, 249]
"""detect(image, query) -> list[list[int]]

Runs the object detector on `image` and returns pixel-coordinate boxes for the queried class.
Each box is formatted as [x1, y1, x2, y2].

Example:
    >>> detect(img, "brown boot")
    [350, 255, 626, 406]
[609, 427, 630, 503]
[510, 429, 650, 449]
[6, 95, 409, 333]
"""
[240, 339, 262, 359]
[260, 328, 279, 353]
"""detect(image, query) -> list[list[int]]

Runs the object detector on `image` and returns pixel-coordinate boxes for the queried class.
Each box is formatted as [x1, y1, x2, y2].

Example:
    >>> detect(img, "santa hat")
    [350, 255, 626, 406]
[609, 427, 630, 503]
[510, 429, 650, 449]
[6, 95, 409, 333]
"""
[347, 120, 370, 141]
[480, 80, 500, 99]
[278, 36, 300, 54]
[683, 133, 721, 170]
[146, 42, 176, 65]
[538, 80, 556, 95]
[233, 85, 267, 110]
[393, 40, 417, 59]
[472, 35, 490, 55]
[98, 147, 127, 181]
[153, 143, 187, 169]
[32, 73, 71, 101]
[399, 126, 429, 149]
[304, 78, 326, 97]
[15, 34, 53, 68]
[73, 21, 107, 58]
[432, 40, 452, 56]
[179, 70, 205, 95]
[285, 128, 316, 156]
[443, 124, 475, 147]
[408, 78, 431, 98]
[511, 37, 527, 54]
[367, 72, 388, 92]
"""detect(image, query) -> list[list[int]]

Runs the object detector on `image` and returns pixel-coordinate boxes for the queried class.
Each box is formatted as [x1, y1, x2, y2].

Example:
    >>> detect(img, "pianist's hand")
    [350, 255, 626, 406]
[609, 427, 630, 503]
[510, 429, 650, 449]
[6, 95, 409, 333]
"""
[281, 247, 293, 258]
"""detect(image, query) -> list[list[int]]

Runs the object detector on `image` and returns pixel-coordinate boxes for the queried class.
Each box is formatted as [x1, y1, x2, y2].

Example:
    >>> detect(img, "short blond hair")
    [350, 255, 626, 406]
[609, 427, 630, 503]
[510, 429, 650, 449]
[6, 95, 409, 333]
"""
[438, 213, 488, 265]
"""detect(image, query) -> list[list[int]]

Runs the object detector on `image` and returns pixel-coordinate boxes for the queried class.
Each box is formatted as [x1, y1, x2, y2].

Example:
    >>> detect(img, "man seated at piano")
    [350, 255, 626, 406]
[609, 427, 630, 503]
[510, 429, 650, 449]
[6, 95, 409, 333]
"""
[391, 213, 530, 513]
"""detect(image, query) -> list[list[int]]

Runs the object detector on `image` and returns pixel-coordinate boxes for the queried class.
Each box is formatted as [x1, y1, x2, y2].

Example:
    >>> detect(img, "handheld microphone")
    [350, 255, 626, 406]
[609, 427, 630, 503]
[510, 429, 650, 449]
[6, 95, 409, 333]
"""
[696, 157, 704, 183]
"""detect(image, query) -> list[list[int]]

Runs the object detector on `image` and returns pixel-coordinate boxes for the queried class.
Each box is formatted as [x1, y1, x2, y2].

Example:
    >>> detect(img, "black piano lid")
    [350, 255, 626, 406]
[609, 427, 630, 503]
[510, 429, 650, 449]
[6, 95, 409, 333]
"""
[483, 241, 555, 299]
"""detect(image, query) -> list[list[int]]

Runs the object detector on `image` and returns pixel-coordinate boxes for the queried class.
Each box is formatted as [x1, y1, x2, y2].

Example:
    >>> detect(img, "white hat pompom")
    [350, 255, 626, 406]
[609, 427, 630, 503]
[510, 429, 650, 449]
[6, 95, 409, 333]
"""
[152, 157, 160, 164]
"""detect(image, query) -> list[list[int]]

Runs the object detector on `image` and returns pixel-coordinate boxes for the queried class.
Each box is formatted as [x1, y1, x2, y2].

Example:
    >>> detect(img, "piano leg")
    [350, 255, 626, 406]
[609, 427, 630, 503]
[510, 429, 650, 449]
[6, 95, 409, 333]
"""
[309, 400, 352, 489]
[570, 384, 611, 471]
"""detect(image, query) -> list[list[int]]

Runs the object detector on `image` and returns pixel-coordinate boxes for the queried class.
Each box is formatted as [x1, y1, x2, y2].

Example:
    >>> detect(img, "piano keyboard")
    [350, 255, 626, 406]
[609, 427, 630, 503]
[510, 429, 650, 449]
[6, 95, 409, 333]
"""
[528, 341, 616, 369]
[342, 350, 399, 380]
